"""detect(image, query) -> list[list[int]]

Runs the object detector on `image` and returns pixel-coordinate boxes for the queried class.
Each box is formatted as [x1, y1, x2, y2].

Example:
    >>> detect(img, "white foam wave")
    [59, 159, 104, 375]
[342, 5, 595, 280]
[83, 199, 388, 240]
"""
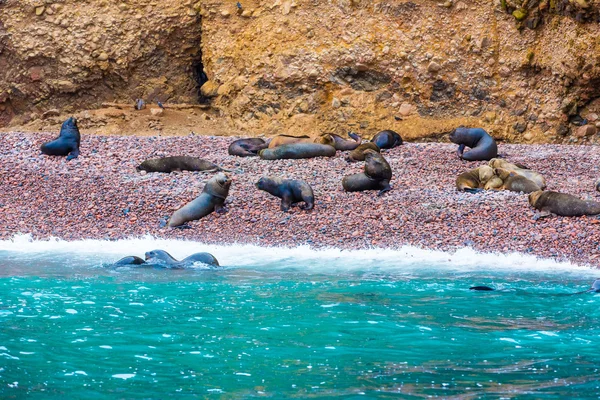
[0, 234, 595, 275]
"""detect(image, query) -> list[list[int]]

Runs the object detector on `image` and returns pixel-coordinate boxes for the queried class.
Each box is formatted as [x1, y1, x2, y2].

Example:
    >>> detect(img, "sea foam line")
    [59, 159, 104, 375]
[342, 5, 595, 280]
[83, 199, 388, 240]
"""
[0, 234, 595, 275]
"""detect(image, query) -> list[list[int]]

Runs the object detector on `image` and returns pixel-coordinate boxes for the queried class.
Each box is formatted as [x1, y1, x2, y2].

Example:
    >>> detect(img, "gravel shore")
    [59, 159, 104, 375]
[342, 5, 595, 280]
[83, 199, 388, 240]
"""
[1, 132, 600, 266]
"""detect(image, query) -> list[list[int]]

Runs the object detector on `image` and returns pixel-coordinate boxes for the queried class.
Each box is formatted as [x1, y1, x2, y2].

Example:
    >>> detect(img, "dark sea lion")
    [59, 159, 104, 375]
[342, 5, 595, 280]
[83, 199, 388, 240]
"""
[449, 127, 497, 161]
[144, 249, 219, 268]
[469, 286, 495, 291]
[228, 138, 269, 157]
[168, 172, 232, 227]
[494, 168, 541, 193]
[489, 158, 546, 189]
[40, 117, 81, 161]
[259, 143, 336, 160]
[256, 176, 314, 211]
[137, 156, 230, 173]
[330, 132, 362, 151]
[528, 190, 600, 218]
[268, 134, 334, 149]
[371, 129, 403, 149]
[113, 255, 146, 266]
[347, 142, 380, 162]
[471, 279, 600, 295]
[455, 165, 497, 193]
[342, 149, 392, 196]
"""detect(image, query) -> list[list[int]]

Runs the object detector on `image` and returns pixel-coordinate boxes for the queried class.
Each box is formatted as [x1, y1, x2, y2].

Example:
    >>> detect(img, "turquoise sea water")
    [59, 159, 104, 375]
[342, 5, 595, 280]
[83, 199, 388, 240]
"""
[1, 237, 600, 399]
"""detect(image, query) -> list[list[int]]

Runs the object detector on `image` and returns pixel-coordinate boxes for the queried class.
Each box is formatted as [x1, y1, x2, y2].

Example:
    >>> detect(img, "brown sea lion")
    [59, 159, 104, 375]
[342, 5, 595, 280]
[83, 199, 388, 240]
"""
[137, 156, 229, 173]
[347, 143, 380, 162]
[268, 134, 334, 149]
[449, 127, 497, 161]
[455, 165, 497, 193]
[495, 168, 541, 193]
[255, 176, 314, 212]
[528, 190, 600, 218]
[228, 138, 269, 157]
[259, 143, 336, 160]
[342, 149, 392, 196]
[40, 117, 81, 161]
[168, 173, 232, 227]
[330, 132, 362, 151]
[371, 130, 403, 149]
[489, 158, 546, 189]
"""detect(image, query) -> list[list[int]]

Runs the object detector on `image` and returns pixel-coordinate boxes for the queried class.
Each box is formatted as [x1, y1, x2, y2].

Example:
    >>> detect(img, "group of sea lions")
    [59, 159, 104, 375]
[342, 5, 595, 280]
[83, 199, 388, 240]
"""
[450, 126, 600, 219]
[114, 249, 219, 269]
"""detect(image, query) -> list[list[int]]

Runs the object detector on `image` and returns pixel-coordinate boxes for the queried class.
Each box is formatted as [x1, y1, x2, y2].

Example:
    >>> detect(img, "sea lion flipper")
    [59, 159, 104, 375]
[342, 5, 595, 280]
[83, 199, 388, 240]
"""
[280, 194, 293, 212]
[66, 149, 80, 161]
[377, 182, 392, 197]
[457, 144, 466, 158]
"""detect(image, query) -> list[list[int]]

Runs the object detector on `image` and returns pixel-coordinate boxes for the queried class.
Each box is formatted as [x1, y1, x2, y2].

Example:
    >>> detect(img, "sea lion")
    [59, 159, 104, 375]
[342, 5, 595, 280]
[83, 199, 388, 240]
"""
[455, 165, 499, 193]
[488, 158, 546, 189]
[136, 156, 229, 173]
[347, 143, 380, 162]
[494, 168, 541, 193]
[449, 127, 497, 161]
[268, 134, 334, 149]
[168, 172, 232, 227]
[259, 143, 336, 160]
[471, 279, 600, 294]
[40, 117, 81, 161]
[256, 176, 314, 211]
[113, 256, 146, 266]
[371, 130, 403, 149]
[342, 149, 392, 196]
[330, 132, 362, 151]
[595, 179, 600, 193]
[144, 249, 219, 268]
[228, 138, 269, 157]
[528, 190, 600, 218]
[469, 286, 495, 291]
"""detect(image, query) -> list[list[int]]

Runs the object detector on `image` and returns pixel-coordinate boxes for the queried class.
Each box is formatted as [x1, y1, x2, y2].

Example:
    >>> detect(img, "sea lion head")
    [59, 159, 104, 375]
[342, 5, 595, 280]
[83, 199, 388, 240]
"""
[145, 249, 177, 263]
[478, 166, 495, 183]
[59, 117, 79, 137]
[494, 168, 513, 180]
[204, 172, 232, 199]
[255, 176, 268, 190]
[528, 190, 544, 207]
[449, 126, 467, 144]
[214, 172, 232, 189]
[591, 279, 600, 292]
[488, 158, 501, 169]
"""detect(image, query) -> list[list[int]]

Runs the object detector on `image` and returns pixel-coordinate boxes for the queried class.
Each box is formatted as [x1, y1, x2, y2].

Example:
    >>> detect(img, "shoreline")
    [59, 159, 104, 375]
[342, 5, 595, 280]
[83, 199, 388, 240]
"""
[1, 132, 600, 267]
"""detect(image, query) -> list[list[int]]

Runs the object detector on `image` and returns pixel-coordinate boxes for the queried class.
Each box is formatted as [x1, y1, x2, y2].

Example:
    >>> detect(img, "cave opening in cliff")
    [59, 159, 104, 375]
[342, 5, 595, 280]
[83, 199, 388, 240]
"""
[193, 59, 209, 104]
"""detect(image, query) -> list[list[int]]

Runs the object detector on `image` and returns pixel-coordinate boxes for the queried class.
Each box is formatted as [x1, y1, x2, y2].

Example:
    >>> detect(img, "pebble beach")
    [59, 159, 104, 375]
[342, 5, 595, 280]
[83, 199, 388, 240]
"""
[1, 131, 600, 267]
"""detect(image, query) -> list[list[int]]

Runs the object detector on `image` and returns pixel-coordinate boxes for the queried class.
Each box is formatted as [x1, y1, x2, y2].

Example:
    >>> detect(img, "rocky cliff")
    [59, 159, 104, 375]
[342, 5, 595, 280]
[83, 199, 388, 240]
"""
[2, 0, 600, 143]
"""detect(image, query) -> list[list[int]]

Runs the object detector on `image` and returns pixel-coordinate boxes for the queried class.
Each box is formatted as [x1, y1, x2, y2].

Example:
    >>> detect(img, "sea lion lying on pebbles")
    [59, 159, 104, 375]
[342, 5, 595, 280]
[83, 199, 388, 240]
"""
[489, 158, 546, 189]
[144, 249, 219, 268]
[40, 117, 81, 161]
[228, 138, 269, 157]
[449, 127, 497, 161]
[330, 132, 362, 151]
[455, 165, 501, 192]
[168, 172, 232, 227]
[137, 156, 229, 173]
[494, 168, 541, 194]
[371, 129, 403, 149]
[347, 143, 380, 162]
[342, 149, 392, 196]
[268, 134, 334, 149]
[256, 176, 314, 212]
[528, 190, 600, 218]
[259, 143, 336, 160]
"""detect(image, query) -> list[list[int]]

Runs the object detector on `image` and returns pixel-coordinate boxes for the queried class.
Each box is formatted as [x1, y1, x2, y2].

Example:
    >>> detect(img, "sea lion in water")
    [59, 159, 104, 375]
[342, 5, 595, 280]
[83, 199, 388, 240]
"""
[455, 165, 500, 193]
[40, 117, 81, 161]
[144, 249, 219, 268]
[347, 143, 380, 162]
[330, 132, 362, 151]
[342, 149, 392, 196]
[256, 176, 314, 212]
[168, 172, 232, 227]
[449, 127, 497, 161]
[489, 158, 546, 189]
[268, 134, 334, 149]
[259, 143, 336, 160]
[228, 138, 269, 157]
[137, 156, 229, 173]
[528, 190, 600, 218]
[471, 279, 600, 294]
[371, 130, 403, 149]
[494, 168, 541, 193]
[113, 255, 146, 266]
